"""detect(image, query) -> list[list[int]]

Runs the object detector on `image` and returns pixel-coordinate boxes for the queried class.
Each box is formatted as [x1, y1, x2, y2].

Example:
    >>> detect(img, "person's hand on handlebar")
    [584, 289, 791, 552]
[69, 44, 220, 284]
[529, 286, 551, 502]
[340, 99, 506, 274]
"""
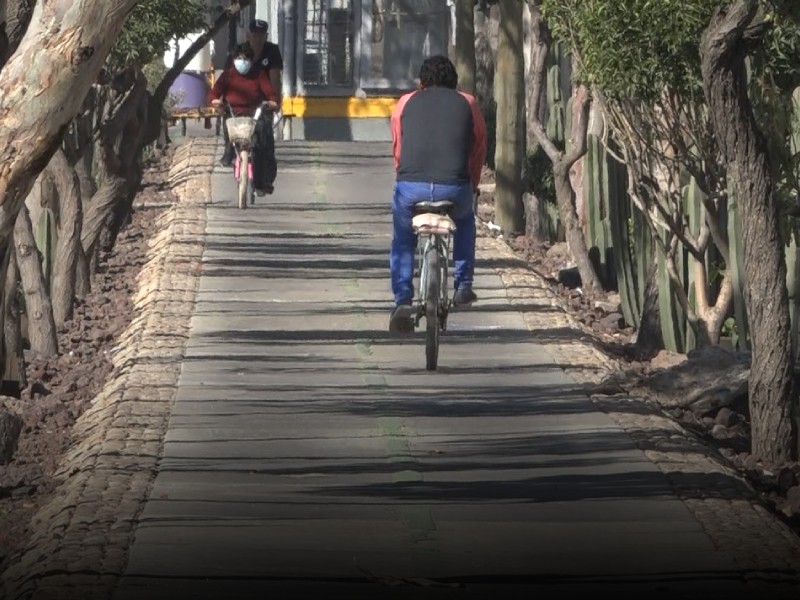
[211, 98, 224, 113]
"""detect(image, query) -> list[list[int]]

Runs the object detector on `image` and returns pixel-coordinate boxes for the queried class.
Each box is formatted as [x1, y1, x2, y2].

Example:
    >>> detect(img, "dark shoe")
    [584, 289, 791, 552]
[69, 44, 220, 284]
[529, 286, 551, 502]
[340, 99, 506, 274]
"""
[453, 286, 477, 307]
[389, 303, 414, 333]
[220, 146, 234, 167]
[255, 184, 273, 197]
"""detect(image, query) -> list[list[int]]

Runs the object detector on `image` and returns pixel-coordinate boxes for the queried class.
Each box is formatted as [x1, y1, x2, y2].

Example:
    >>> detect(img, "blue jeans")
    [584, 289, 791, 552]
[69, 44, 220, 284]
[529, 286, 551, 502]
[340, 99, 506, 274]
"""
[391, 181, 476, 305]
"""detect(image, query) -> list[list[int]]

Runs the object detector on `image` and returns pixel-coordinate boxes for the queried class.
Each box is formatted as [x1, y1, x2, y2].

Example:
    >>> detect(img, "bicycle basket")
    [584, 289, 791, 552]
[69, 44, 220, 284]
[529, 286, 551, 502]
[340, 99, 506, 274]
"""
[226, 116, 256, 143]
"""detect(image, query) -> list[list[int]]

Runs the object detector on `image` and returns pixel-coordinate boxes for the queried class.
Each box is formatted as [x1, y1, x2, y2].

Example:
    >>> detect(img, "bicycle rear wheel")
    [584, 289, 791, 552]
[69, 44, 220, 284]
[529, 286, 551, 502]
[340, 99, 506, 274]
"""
[238, 150, 249, 210]
[424, 245, 440, 371]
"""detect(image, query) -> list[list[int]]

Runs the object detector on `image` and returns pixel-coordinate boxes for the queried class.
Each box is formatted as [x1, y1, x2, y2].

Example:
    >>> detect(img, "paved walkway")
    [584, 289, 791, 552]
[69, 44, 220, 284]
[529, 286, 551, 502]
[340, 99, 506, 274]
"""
[113, 141, 798, 599]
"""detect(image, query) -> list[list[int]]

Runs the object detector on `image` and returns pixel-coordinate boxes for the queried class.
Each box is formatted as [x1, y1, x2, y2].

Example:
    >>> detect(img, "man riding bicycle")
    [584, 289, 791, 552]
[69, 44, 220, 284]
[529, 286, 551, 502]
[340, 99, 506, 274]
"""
[210, 43, 280, 195]
[388, 55, 487, 333]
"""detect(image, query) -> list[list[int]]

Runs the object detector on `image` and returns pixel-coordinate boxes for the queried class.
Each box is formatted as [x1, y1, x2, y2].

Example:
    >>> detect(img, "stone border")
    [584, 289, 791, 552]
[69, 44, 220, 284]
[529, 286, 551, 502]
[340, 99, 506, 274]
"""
[0, 137, 216, 600]
[478, 233, 800, 576]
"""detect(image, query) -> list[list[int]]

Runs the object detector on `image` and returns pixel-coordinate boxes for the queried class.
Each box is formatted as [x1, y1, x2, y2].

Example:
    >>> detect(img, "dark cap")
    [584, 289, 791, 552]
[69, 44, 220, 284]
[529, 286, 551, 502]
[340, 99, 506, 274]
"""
[249, 19, 268, 33]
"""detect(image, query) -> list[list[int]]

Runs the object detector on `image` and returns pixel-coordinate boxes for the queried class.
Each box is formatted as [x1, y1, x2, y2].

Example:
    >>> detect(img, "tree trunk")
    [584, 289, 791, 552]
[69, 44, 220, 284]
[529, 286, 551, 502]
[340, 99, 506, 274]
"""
[474, 7, 494, 109]
[526, 8, 603, 294]
[525, 0, 548, 148]
[494, 0, 525, 233]
[47, 148, 82, 328]
[553, 149, 602, 294]
[700, 0, 797, 464]
[75, 246, 91, 298]
[0, 0, 140, 265]
[453, 0, 476, 95]
[14, 206, 57, 358]
[106, 78, 148, 251]
[2, 249, 24, 396]
[0, 0, 34, 68]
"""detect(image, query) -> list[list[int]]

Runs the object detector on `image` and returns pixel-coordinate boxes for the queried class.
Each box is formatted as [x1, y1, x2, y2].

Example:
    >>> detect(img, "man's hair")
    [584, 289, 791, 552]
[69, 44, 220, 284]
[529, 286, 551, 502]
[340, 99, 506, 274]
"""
[233, 42, 254, 60]
[418, 55, 458, 90]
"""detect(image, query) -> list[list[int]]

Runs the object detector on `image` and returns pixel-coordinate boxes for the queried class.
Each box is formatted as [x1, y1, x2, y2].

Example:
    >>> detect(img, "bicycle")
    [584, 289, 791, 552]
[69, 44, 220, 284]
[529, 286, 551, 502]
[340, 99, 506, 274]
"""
[223, 102, 272, 209]
[411, 200, 456, 371]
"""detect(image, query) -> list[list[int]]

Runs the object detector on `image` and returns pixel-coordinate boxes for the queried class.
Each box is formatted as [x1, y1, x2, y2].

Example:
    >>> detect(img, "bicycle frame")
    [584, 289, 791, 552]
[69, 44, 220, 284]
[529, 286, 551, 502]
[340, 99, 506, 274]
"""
[415, 231, 452, 329]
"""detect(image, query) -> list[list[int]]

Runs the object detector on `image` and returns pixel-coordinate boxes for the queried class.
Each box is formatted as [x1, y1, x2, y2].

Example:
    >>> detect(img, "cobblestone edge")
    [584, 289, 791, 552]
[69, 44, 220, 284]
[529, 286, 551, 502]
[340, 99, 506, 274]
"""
[0, 138, 216, 600]
[477, 234, 800, 576]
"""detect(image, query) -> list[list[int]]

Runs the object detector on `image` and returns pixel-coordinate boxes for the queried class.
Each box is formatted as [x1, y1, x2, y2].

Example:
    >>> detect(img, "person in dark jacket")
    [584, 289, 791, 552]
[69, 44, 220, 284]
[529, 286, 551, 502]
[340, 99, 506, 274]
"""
[388, 55, 487, 333]
[211, 43, 279, 195]
[220, 19, 284, 167]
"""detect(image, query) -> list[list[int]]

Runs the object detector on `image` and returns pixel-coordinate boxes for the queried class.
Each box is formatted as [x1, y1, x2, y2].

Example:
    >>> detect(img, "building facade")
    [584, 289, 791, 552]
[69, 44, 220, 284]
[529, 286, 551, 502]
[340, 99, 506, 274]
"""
[242, 0, 455, 141]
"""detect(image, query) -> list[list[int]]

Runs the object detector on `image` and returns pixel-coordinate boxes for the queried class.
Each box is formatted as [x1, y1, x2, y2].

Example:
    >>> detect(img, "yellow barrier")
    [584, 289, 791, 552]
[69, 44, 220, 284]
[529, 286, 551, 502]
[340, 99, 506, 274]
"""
[281, 96, 399, 118]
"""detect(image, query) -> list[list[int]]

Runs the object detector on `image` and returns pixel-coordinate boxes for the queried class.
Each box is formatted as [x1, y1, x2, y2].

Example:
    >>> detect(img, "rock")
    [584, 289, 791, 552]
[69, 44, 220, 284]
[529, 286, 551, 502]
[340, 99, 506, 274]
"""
[546, 242, 569, 260]
[743, 454, 761, 470]
[0, 406, 23, 464]
[714, 407, 737, 427]
[711, 424, 728, 439]
[687, 385, 740, 416]
[594, 299, 621, 314]
[777, 467, 799, 493]
[557, 266, 581, 289]
[648, 350, 687, 371]
[785, 485, 800, 516]
[599, 312, 624, 331]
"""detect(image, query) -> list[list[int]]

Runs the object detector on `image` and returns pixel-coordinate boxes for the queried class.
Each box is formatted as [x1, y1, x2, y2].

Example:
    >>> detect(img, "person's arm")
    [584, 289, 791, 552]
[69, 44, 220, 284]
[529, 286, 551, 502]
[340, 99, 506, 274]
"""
[210, 70, 226, 104]
[257, 71, 280, 105]
[268, 69, 283, 105]
[460, 92, 487, 191]
[390, 92, 413, 172]
[267, 44, 284, 105]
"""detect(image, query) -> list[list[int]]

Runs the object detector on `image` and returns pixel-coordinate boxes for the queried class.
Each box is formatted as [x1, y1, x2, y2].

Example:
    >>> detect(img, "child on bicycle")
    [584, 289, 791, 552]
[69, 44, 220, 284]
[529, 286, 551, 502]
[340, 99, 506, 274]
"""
[210, 43, 280, 195]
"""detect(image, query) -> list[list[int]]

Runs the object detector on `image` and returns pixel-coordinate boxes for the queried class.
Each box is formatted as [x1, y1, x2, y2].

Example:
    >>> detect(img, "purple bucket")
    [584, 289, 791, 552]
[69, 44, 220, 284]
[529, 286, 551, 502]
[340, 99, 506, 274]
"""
[169, 71, 210, 109]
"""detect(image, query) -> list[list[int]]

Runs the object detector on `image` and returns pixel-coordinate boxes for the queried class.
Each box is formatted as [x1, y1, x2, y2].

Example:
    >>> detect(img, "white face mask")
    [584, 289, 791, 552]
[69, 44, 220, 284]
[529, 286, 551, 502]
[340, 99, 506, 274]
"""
[234, 59, 252, 75]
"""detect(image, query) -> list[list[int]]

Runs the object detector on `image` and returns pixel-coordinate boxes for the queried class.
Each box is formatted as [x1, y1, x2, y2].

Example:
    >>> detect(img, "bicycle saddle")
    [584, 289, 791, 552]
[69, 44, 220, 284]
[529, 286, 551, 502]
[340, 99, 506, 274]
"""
[413, 200, 454, 215]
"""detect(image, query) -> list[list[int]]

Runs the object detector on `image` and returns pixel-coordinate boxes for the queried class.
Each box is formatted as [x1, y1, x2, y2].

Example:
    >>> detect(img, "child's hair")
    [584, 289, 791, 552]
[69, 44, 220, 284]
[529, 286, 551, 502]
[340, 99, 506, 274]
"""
[233, 42, 254, 60]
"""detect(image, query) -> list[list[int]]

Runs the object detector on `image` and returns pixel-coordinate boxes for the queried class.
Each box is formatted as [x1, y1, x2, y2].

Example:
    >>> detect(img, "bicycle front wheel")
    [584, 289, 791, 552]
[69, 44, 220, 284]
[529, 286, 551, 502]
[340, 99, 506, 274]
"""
[424, 244, 440, 371]
[238, 150, 249, 210]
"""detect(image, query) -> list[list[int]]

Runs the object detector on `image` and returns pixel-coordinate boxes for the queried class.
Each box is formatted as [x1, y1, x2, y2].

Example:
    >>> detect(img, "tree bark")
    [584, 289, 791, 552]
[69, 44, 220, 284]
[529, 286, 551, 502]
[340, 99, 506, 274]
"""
[0, 0, 140, 268]
[82, 72, 147, 262]
[0, 0, 34, 69]
[474, 7, 494, 110]
[700, 0, 797, 464]
[453, 0, 476, 95]
[105, 76, 148, 251]
[494, 0, 525, 233]
[14, 206, 57, 358]
[75, 246, 91, 298]
[525, 0, 548, 148]
[47, 148, 82, 328]
[2, 249, 24, 395]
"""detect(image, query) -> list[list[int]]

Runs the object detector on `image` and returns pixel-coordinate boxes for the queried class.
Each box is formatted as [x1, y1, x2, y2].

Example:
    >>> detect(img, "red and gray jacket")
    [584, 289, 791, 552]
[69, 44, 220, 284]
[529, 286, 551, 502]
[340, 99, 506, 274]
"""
[391, 87, 487, 190]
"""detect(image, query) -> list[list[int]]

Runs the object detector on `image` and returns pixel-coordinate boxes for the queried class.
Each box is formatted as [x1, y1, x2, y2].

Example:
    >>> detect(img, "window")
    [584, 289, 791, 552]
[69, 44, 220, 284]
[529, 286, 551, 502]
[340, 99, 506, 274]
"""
[364, 0, 450, 89]
[303, 0, 355, 87]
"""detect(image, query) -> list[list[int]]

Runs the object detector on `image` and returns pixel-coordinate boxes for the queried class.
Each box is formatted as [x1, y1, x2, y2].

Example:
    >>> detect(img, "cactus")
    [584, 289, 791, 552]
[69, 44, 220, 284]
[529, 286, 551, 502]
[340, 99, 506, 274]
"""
[727, 183, 749, 350]
[682, 177, 705, 351]
[545, 43, 566, 145]
[657, 242, 686, 352]
[605, 147, 642, 328]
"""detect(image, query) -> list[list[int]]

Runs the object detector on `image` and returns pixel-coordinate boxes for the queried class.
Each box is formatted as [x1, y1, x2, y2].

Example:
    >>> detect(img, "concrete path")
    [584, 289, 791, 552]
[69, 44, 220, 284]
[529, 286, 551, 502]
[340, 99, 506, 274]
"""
[114, 141, 795, 599]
